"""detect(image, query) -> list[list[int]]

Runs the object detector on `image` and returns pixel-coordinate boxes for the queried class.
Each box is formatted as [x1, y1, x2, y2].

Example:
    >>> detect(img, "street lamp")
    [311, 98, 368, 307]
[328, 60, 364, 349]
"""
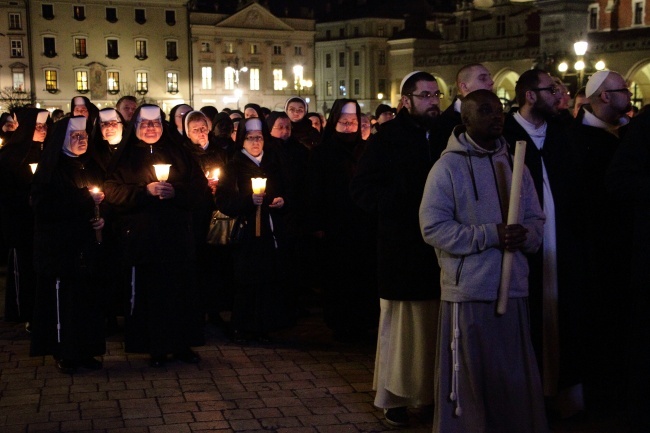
[226, 57, 248, 109]
[293, 65, 312, 97]
[574, 40, 588, 87]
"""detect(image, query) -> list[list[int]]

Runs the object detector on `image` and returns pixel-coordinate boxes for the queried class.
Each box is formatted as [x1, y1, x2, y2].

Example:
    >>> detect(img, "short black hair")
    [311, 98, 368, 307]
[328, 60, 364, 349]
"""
[401, 72, 436, 96]
[514, 69, 546, 107]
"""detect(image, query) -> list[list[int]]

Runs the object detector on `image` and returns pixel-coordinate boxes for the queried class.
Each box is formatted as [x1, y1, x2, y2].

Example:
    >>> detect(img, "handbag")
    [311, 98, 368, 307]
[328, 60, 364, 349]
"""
[206, 210, 235, 245]
[229, 216, 249, 245]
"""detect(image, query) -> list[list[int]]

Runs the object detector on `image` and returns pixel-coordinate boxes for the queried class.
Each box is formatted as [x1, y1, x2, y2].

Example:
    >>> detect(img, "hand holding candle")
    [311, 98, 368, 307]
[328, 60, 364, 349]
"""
[497, 140, 527, 315]
[150, 164, 175, 199]
[251, 177, 267, 237]
[206, 168, 220, 195]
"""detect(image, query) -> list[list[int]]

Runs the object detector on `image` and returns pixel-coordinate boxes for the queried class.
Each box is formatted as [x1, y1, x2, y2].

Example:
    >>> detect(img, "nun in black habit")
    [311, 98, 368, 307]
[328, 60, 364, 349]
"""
[0, 108, 51, 324]
[104, 104, 207, 367]
[215, 117, 292, 342]
[29, 116, 107, 373]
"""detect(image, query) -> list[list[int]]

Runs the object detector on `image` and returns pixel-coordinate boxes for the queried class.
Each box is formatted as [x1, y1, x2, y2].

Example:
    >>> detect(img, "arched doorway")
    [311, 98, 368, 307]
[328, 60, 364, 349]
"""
[627, 59, 650, 109]
[493, 69, 519, 111]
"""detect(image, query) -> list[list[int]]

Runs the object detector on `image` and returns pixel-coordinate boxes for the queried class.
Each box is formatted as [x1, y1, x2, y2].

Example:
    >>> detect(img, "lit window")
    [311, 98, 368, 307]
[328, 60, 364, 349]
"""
[202, 67, 212, 90]
[167, 72, 179, 94]
[9, 13, 21, 30]
[10, 40, 23, 57]
[45, 70, 58, 91]
[74, 37, 87, 58]
[250, 68, 260, 91]
[135, 40, 147, 60]
[224, 68, 234, 90]
[273, 69, 284, 90]
[107, 71, 120, 94]
[13, 72, 25, 92]
[107, 39, 119, 59]
[136, 72, 148, 94]
[76, 71, 89, 92]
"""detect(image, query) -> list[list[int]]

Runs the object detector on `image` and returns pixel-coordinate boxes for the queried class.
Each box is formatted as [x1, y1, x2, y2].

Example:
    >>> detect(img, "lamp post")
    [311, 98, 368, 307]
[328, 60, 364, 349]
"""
[574, 40, 588, 88]
[293, 65, 312, 97]
[226, 56, 248, 110]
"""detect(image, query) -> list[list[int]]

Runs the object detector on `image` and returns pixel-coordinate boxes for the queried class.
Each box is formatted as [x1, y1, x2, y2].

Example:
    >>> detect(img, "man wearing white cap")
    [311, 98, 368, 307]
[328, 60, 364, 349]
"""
[568, 70, 632, 411]
[350, 71, 442, 427]
[502, 68, 584, 418]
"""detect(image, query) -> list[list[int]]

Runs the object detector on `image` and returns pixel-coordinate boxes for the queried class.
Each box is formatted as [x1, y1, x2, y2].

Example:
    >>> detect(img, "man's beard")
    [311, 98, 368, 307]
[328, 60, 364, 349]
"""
[411, 107, 440, 129]
[532, 99, 558, 120]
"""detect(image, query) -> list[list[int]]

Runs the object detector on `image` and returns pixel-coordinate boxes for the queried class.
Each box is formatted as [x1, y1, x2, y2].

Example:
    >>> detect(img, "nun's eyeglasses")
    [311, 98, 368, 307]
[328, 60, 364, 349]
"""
[100, 120, 121, 128]
[70, 132, 88, 141]
[34, 123, 48, 131]
[245, 135, 263, 142]
[138, 120, 162, 129]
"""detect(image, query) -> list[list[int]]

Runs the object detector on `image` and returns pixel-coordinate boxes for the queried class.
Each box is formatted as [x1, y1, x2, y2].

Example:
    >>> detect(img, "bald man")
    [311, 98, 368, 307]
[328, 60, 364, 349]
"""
[568, 70, 633, 411]
[432, 63, 494, 151]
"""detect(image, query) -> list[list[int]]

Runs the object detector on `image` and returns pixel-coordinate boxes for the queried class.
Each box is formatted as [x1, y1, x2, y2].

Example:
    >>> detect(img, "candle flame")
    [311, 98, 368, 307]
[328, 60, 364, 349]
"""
[29, 163, 38, 174]
[251, 177, 267, 194]
[153, 164, 171, 182]
[214, 168, 220, 180]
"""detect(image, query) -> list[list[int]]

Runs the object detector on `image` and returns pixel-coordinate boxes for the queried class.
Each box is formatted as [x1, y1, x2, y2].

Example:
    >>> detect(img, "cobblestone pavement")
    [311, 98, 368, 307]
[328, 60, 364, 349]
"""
[0, 274, 629, 432]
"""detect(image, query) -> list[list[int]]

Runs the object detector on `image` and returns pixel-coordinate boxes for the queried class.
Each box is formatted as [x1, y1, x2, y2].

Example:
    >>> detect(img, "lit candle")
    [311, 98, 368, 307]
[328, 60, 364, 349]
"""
[153, 164, 171, 182]
[0, 138, 3, 147]
[89, 186, 103, 244]
[29, 163, 38, 174]
[213, 168, 220, 181]
[251, 178, 267, 237]
[251, 177, 267, 194]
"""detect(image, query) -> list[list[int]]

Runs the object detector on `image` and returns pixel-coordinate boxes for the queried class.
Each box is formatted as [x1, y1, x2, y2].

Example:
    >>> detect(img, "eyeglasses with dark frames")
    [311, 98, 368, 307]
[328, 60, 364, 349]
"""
[407, 91, 444, 100]
[603, 88, 631, 94]
[531, 86, 559, 95]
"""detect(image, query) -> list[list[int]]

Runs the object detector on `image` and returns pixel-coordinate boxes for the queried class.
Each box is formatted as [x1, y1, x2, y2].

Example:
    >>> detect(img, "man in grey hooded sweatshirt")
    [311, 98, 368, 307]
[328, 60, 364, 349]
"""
[420, 89, 548, 433]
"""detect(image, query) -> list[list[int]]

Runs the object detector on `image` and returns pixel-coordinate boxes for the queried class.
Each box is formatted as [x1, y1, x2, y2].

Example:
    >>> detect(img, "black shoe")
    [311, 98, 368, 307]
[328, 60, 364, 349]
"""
[79, 357, 103, 370]
[56, 359, 77, 374]
[384, 407, 409, 427]
[174, 349, 200, 364]
[149, 355, 167, 368]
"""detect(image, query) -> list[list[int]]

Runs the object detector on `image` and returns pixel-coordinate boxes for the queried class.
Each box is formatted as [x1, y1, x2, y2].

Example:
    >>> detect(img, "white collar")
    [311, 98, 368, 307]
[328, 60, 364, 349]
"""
[582, 109, 629, 137]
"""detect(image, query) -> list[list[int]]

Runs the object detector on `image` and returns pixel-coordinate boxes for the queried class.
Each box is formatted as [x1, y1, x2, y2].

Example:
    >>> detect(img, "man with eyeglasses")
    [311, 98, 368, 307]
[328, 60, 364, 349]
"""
[502, 68, 584, 418]
[350, 71, 442, 427]
[567, 70, 633, 413]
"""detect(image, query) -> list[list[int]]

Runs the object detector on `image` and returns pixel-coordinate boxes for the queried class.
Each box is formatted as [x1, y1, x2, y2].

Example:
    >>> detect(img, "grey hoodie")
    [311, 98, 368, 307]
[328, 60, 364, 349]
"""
[419, 126, 545, 302]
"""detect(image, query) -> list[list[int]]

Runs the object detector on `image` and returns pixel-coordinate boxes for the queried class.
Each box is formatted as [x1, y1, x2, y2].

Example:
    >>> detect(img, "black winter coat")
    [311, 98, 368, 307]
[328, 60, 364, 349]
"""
[350, 108, 441, 301]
